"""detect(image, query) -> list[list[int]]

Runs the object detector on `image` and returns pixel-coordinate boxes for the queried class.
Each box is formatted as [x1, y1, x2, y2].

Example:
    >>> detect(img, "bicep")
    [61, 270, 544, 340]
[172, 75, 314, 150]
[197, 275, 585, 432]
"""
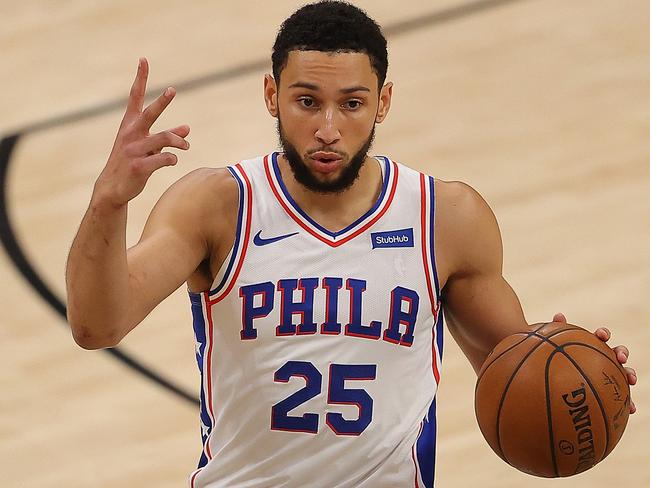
[438, 181, 529, 373]
[125, 171, 213, 323]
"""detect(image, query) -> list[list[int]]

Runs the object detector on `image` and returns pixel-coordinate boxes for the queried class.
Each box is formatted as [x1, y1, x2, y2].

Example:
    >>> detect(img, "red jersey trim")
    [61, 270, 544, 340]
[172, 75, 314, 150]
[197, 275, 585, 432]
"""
[264, 154, 399, 248]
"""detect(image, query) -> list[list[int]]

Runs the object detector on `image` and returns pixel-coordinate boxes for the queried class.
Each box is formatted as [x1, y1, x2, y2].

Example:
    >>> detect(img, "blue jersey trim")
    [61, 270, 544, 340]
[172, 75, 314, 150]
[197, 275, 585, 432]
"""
[190, 294, 213, 469]
[416, 398, 438, 488]
[428, 176, 441, 299]
[271, 151, 391, 238]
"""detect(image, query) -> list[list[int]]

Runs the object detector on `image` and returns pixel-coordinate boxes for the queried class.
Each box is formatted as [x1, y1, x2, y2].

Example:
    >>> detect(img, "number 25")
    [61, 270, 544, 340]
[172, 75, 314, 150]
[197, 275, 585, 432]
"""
[271, 361, 377, 436]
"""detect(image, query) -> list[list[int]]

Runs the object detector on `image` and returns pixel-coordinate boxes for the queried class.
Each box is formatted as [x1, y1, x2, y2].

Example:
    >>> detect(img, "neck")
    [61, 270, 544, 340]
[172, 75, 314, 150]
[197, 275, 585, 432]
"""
[277, 153, 383, 231]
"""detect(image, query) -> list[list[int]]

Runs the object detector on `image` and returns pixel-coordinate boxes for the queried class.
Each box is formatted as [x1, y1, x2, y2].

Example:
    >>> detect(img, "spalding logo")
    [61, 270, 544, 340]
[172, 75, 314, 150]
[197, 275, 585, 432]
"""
[561, 385, 596, 473]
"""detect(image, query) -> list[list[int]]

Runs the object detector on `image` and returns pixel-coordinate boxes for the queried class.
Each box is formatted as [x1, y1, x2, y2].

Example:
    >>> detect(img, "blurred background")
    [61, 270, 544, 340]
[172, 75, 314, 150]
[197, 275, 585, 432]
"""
[1, 0, 648, 486]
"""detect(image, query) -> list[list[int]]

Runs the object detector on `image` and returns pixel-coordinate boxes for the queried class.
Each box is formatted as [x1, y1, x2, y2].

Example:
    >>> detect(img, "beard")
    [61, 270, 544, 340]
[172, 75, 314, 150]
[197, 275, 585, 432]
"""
[277, 119, 376, 194]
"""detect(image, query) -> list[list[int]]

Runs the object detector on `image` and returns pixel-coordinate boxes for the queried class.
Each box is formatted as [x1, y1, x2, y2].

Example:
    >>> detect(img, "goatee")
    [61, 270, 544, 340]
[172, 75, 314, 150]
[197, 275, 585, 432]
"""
[277, 120, 376, 194]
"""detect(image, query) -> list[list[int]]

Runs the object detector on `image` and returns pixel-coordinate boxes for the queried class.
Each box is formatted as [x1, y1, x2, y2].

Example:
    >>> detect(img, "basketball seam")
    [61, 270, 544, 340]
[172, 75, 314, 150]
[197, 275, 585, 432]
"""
[545, 349, 560, 477]
[476, 324, 583, 384]
[558, 342, 628, 461]
[478, 326, 623, 476]
[493, 339, 548, 463]
[533, 336, 613, 470]
[487, 326, 581, 464]
[475, 322, 550, 385]
[561, 342, 626, 375]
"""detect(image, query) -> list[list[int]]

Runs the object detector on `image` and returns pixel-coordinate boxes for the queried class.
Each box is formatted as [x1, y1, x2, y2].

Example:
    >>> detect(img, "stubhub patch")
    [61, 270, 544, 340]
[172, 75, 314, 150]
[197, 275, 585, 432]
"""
[371, 228, 414, 249]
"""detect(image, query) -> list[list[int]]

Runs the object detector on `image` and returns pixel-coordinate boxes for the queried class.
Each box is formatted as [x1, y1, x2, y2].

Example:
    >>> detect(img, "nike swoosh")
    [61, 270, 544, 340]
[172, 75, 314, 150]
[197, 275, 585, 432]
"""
[253, 230, 299, 246]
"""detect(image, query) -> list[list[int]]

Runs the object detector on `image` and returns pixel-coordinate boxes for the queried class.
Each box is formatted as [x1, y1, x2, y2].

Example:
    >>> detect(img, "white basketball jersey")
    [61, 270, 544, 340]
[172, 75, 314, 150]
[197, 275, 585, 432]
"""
[188, 152, 443, 488]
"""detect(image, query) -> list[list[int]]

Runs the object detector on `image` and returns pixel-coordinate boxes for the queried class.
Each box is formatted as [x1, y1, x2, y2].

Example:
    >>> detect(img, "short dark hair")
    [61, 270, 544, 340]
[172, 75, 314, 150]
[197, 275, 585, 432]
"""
[272, 1, 388, 88]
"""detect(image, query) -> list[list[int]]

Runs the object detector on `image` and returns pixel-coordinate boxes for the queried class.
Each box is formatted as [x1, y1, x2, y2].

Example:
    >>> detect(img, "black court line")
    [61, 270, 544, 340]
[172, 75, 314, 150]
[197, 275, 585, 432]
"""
[0, 0, 528, 407]
[0, 135, 199, 405]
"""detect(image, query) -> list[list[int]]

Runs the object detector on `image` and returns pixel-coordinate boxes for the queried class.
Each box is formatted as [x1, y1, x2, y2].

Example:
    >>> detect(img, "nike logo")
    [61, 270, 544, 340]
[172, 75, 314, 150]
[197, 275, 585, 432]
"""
[253, 230, 299, 246]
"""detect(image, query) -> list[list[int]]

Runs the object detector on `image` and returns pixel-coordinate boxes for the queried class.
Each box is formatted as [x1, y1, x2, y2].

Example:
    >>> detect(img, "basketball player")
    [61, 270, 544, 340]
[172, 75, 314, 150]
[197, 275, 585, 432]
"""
[65, 2, 637, 487]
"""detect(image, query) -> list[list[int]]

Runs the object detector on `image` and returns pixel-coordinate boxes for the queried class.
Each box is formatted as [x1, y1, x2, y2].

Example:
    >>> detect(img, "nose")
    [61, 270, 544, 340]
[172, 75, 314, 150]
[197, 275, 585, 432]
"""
[314, 107, 341, 145]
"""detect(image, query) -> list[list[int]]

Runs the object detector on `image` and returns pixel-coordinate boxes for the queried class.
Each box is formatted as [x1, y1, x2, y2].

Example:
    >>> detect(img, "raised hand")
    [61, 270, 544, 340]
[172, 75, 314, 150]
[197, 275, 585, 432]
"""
[552, 312, 637, 414]
[94, 58, 190, 207]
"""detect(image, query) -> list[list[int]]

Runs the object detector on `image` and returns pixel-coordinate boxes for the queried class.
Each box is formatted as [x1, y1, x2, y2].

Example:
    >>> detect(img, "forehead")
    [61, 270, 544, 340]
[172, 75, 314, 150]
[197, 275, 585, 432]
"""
[280, 50, 377, 90]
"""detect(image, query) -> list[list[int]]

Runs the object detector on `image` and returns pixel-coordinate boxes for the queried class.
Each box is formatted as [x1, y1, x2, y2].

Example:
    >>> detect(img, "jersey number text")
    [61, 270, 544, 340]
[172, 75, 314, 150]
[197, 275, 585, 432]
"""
[271, 361, 377, 436]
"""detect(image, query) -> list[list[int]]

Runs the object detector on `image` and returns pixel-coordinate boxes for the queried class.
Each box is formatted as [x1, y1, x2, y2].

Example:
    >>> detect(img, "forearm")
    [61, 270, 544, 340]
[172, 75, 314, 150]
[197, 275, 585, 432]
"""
[443, 275, 530, 374]
[65, 58, 191, 349]
[66, 191, 131, 349]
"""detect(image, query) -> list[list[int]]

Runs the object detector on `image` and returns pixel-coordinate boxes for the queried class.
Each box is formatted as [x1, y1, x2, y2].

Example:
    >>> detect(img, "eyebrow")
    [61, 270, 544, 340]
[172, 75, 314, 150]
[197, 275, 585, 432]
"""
[287, 82, 370, 94]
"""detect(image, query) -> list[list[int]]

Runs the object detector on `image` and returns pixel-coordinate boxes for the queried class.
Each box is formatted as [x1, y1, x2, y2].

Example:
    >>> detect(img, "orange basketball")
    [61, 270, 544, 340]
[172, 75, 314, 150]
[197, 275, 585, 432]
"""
[475, 321, 630, 477]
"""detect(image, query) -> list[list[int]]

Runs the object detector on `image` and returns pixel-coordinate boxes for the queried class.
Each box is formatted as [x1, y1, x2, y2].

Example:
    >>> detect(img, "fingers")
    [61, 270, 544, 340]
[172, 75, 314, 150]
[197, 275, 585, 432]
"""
[121, 60, 183, 134]
[596, 335, 636, 412]
[613, 344, 630, 363]
[625, 365, 636, 414]
[169, 124, 191, 138]
[608, 341, 638, 415]
[137, 152, 179, 173]
[138, 87, 176, 131]
[553, 313, 567, 323]
[611, 345, 636, 412]
[594, 327, 611, 342]
[128, 129, 190, 157]
[125, 58, 149, 118]
[624, 366, 637, 384]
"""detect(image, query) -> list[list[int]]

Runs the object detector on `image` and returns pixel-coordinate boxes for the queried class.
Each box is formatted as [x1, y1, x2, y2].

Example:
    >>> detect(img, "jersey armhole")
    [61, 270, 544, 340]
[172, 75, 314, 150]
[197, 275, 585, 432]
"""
[419, 173, 442, 315]
[188, 163, 253, 302]
[420, 173, 444, 384]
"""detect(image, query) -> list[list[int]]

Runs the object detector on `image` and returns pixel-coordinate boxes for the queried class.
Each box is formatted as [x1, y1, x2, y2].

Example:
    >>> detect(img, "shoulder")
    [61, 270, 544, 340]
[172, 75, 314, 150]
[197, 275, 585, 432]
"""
[434, 179, 503, 276]
[160, 166, 239, 216]
[146, 166, 240, 240]
[168, 166, 238, 200]
[435, 179, 496, 227]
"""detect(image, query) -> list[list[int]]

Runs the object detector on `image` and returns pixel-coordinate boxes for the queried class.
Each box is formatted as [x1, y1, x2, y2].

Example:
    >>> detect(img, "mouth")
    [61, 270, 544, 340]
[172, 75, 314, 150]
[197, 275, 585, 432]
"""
[310, 151, 343, 173]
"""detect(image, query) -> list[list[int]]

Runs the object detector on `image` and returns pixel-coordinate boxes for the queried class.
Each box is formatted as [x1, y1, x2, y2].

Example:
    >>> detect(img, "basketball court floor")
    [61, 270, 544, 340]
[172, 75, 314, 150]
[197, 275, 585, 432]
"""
[1, 1, 648, 486]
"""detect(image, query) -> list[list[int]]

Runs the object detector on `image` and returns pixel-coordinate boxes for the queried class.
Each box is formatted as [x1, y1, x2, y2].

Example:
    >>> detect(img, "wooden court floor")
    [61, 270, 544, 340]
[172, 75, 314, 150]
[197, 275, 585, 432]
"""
[1, 1, 648, 486]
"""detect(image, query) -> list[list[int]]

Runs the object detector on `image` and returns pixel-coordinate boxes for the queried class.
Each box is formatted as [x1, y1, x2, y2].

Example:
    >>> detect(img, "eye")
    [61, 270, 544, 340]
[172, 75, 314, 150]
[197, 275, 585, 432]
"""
[344, 100, 362, 110]
[298, 97, 315, 108]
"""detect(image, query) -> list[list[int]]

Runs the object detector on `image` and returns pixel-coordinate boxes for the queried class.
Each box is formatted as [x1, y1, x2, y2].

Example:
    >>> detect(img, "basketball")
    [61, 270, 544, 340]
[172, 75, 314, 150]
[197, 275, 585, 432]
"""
[475, 321, 630, 478]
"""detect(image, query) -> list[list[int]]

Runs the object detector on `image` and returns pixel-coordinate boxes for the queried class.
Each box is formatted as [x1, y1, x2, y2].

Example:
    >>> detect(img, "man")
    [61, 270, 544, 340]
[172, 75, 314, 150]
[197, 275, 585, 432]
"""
[66, 2, 636, 487]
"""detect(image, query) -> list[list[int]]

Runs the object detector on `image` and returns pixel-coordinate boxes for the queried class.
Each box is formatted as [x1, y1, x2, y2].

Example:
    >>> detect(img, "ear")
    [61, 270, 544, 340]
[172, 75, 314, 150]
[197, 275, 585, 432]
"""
[375, 81, 393, 123]
[264, 74, 279, 118]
